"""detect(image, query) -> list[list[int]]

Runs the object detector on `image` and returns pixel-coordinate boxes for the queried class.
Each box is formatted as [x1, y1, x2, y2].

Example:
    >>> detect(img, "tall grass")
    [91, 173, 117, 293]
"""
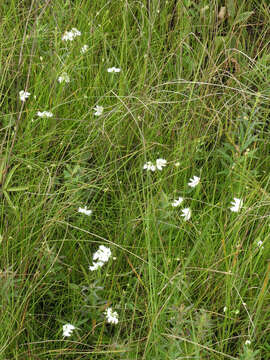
[0, 0, 269, 358]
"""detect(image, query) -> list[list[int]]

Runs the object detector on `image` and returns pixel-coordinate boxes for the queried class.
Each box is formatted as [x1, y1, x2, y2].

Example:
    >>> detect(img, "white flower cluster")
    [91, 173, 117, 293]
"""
[78, 206, 92, 216]
[89, 245, 112, 271]
[107, 67, 121, 73]
[104, 307, 119, 324]
[63, 323, 75, 337]
[93, 105, 103, 116]
[58, 72, 70, 83]
[230, 198, 243, 213]
[37, 111, 53, 118]
[19, 90, 30, 102]
[62, 28, 81, 41]
[143, 158, 167, 172]
[80, 44, 89, 54]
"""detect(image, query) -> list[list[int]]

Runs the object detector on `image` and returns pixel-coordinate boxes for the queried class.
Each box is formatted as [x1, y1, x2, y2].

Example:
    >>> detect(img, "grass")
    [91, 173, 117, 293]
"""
[1, 0, 270, 358]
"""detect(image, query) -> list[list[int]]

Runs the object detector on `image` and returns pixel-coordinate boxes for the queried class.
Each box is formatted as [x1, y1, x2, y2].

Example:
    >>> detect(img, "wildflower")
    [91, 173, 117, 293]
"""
[78, 206, 92, 216]
[245, 340, 251, 346]
[188, 176, 200, 188]
[58, 72, 70, 83]
[89, 245, 112, 271]
[143, 161, 156, 172]
[107, 67, 121, 73]
[89, 260, 105, 271]
[62, 27, 81, 41]
[230, 198, 243, 213]
[80, 44, 89, 54]
[104, 307, 119, 324]
[37, 111, 53, 118]
[181, 208, 191, 221]
[19, 90, 30, 102]
[223, 306, 227, 313]
[93, 105, 103, 116]
[174, 162, 180, 167]
[63, 323, 75, 337]
[156, 158, 167, 170]
[257, 240, 264, 249]
[171, 196, 184, 207]
[93, 245, 111, 263]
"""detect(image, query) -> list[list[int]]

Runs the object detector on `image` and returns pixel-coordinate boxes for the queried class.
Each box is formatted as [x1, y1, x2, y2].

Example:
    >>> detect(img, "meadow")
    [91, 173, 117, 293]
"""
[1, 0, 270, 359]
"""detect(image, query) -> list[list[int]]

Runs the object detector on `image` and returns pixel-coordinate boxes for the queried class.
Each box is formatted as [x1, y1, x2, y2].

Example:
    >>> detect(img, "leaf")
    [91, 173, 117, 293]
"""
[233, 11, 254, 26]
[6, 186, 28, 192]
[3, 191, 15, 209]
[4, 164, 20, 189]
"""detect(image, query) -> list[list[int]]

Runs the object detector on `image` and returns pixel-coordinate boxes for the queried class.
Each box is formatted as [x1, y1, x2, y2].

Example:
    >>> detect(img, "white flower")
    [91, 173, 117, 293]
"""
[181, 207, 191, 221]
[223, 306, 227, 313]
[143, 161, 156, 172]
[89, 260, 105, 271]
[93, 245, 111, 263]
[58, 72, 70, 83]
[62, 27, 81, 41]
[104, 307, 119, 324]
[37, 111, 53, 118]
[107, 67, 121, 73]
[78, 206, 92, 216]
[257, 240, 264, 249]
[63, 323, 75, 337]
[174, 162, 180, 167]
[171, 197, 184, 207]
[19, 90, 30, 102]
[89, 245, 111, 271]
[80, 44, 89, 54]
[230, 198, 243, 213]
[245, 340, 251, 346]
[156, 158, 167, 170]
[188, 176, 200, 188]
[93, 105, 103, 116]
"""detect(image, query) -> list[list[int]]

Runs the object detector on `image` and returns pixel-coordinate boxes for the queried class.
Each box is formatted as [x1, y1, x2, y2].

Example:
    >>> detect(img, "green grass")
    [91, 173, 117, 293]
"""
[1, 0, 270, 359]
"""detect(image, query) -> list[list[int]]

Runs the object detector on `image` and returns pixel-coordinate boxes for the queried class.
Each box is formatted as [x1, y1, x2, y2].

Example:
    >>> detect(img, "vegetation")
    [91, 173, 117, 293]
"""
[1, 0, 269, 358]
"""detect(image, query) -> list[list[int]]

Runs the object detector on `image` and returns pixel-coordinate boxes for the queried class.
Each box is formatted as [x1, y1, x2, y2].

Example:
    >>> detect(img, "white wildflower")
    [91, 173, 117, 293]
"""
[181, 207, 191, 221]
[78, 206, 92, 216]
[107, 67, 121, 73]
[223, 306, 227, 313]
[171, 197, 184, 207]
[245, 340, 251, 346]
[62, 27, 81, 41]
[80, 44, 89, 54]
[93, 105, 103, 116]
[230, 198, 243, 213]
[104, 307, 119, 324]
[19, 90, 30, 102]
[174, 162, 180, 167]
[89, 245, 111, 271]
[63, 323, 75, 337]
[156, 158, 167, 170]
[143, 161, 156, 172]
[188, 176, 200, 188]
[37, 111, 53, 118]
[58, 72, 70, 83]
[257, 240, 264, 249]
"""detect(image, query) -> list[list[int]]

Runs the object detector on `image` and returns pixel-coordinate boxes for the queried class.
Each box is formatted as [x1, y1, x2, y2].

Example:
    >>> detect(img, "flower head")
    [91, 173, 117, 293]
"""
[181, 207, 191, 221]
[62, 28, 81, 41]
[58, 72, 70, 83]
[107, 67, 121, 73]
[230, 198, 243, 213]
[89, 245, 111, 271]
[80, 44, 89, 54]
[19, 90, 30, 102]
[37, 111, 53, 118]
[104, 307, 119, 324]
[188, 176, 200, 188]
[156, 158, 167, 170]
[143, 161, 156, 172]
[257, 240, 264, 249]
[171, 196, 184, 207]
[63, 323, 75, 337]
[78, 206, 92, 216]
[245, 340, 251, 346]
[93, 105, 103, 116]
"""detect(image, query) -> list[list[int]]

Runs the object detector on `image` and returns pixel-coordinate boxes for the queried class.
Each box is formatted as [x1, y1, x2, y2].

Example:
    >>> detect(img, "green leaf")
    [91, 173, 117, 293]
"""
[3, 191, 15, 209]
[6, 186, 28, 192]
[4, 164, 20, 189]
